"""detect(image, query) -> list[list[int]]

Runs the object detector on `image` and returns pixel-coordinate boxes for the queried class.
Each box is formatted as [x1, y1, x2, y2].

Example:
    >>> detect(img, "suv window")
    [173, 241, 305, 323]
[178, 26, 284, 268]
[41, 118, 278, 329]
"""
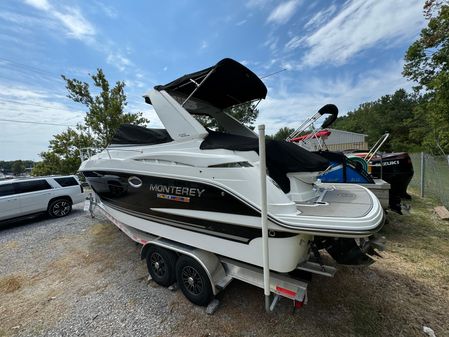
[0, 184, 15, 197]
[16, 180, 52, 193]
[54, 177, 79, 187]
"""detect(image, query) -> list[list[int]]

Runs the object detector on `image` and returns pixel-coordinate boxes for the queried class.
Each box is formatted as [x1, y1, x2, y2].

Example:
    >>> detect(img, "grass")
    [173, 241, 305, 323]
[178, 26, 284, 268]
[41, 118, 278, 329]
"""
[166, 191, 449, 337]
[410, 153, 449, 208]
[1, 194, 448, 337]
[382, 191, 449, 285]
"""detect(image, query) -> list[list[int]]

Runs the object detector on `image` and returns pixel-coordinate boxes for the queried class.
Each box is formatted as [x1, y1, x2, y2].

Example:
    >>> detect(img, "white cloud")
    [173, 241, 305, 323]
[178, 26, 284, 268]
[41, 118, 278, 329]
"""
[267, 0, 301, 24]
[285, 35, 305, 50]
[298, 0, 424, 67]
[24, 0, 51, 11]
[94, 1, 118, 18]
[125, 79, 145, 89]
[127, 99, 162, 129]
[0, 10, 56, 33]
[304, 4, 337, 30]
[23, 0, 95, 40]
[0, 85, 47, 99]
[263, 33, 279, 51]
[106, 53, 132, 72]
[257, 60, 411, 134]
[52, 7, 95, 39]
[200, 40, 208, 50]
[246, 0, 272, 9]
[0, 83, 84, 160]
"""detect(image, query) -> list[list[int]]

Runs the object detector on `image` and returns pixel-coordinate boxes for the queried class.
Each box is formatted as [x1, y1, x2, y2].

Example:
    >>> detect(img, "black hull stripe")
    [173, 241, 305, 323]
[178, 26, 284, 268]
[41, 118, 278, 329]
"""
[83, 170, 382, 236]
[103, 201, 257, 244]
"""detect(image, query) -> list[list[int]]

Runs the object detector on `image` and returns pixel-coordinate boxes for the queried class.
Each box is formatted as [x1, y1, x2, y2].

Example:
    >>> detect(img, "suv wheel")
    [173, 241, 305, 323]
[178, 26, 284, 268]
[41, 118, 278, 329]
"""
[48, 199, 72, 218]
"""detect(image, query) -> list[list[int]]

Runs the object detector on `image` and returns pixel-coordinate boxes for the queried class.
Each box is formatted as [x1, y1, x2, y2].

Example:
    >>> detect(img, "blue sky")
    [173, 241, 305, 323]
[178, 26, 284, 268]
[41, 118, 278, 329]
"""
[0, 0, 425, 160]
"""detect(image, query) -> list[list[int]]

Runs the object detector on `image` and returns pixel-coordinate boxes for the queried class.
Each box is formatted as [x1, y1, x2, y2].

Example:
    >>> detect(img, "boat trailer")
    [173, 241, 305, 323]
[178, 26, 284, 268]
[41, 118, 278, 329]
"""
[84, 124, 337, 314]
[85, 193, 336, 314]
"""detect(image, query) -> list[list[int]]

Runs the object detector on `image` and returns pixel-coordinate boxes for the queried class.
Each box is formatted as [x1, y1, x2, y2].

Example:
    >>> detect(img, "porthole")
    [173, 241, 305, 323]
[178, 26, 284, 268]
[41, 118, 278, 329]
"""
[128, 176, 143, 188]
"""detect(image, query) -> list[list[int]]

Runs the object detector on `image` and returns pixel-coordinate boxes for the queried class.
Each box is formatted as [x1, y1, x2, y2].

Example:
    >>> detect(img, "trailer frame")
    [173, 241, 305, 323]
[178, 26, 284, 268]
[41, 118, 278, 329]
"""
[85, 195, 336, 312]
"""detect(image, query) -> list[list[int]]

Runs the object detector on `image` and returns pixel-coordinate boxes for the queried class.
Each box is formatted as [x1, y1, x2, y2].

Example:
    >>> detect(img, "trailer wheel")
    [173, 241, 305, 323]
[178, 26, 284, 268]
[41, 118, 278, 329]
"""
[176, 255, 213, 306]
[146, 246, 177, 287]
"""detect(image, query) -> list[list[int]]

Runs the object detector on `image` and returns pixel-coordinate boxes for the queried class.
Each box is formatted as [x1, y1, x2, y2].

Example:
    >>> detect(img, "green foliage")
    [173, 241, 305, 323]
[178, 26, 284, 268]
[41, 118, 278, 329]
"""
[271, 2, 449, 154]
[270, 127, 295, 141]
[11, 160, 26, 175]
[194, 101, 259, 130]
[0, 160, 34, 175]
[62, 69, 148, 147]
[33, 69, 149, 176]
[32, 126, 95, 176]
[403, 2, 449, 153]
[224, 102, 259, 129]
[332, 90, 421, 152]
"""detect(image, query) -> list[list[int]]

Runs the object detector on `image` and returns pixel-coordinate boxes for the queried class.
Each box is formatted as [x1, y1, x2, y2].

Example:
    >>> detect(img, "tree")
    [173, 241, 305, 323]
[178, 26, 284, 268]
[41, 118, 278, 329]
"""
[270, 127, 295, 141]
[62, 69, 148, 147]
[32, 126, 95, 176]
[194, 101, 259, 130]
[403, 1, 449, 152]
[32, 69, 148, 176]
[224, 102, 259, 129]
[1, 160, 34, 174]
[11, 160, 26, 175]
[332, 90, 420, 152]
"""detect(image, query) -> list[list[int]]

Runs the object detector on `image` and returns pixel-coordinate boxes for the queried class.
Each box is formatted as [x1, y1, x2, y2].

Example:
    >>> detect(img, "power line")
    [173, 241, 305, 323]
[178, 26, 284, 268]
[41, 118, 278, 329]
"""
[260, 68, 287, 79]
[0, 118, 77, 127]
[0, 97, 77, 111]
[0, 56, 65, 78]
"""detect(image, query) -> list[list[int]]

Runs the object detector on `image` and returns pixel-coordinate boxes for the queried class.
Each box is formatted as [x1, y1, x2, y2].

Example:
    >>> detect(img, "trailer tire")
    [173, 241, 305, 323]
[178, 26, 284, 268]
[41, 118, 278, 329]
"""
[146, 246, 177, 287]
[176, 255, 213, 306]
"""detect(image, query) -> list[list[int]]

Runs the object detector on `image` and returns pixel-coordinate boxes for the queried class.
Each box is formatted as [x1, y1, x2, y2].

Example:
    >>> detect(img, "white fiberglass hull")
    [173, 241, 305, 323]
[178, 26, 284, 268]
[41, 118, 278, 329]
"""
[102, 201, 310, 273]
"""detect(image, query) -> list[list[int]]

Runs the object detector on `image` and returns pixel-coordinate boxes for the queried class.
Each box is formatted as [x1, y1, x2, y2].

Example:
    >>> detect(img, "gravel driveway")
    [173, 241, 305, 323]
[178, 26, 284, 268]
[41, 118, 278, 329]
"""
[1, 198, 448, 337]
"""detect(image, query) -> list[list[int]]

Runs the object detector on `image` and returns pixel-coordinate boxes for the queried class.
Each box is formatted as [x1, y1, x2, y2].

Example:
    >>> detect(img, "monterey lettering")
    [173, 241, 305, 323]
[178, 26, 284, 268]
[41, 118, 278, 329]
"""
[149, 184, 205, 197]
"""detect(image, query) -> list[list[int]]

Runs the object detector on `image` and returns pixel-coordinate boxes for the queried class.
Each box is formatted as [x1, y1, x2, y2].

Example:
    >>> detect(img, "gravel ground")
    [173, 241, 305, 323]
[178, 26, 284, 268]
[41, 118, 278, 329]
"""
[0, 205, 181, 337]
[1, 196, 448, 337]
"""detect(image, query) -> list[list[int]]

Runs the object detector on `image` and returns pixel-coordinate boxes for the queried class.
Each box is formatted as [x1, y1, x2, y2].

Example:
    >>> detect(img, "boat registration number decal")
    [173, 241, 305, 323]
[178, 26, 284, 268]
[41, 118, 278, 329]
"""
[157, 193, 190, 203]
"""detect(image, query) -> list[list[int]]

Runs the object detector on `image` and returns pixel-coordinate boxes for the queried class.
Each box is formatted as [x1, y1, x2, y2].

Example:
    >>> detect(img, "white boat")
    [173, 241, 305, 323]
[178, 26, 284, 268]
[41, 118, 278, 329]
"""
[79, 58, 384, 274]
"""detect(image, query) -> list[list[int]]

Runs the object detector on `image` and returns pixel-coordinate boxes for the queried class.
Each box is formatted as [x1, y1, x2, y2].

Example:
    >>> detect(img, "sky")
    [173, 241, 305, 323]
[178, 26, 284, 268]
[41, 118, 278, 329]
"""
[0, 0, 426, 161]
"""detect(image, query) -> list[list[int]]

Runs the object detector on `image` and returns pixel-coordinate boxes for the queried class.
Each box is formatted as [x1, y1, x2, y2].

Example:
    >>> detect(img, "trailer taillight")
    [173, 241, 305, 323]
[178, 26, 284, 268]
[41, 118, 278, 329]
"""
[294, 300, 304, 309]
[275, 286, 296, 298]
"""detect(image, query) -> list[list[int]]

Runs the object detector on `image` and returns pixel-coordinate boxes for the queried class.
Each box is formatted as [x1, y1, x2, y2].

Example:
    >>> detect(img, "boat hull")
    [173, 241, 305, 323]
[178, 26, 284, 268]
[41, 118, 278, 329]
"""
[101, 200, 310, 273]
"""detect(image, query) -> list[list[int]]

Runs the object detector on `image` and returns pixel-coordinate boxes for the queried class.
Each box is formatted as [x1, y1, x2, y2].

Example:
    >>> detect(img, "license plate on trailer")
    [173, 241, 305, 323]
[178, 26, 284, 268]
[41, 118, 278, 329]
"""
[83, 199, 90, 211]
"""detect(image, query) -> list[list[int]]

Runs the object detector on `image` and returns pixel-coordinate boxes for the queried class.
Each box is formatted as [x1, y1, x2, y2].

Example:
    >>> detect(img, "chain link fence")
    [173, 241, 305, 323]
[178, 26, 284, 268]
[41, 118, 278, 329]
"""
[409, 153, 449, 207]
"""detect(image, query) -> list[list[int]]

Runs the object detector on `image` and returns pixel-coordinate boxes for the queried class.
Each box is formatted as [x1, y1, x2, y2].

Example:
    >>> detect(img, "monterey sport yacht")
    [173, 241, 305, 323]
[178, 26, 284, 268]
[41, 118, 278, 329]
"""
[79, 59, 385, 274]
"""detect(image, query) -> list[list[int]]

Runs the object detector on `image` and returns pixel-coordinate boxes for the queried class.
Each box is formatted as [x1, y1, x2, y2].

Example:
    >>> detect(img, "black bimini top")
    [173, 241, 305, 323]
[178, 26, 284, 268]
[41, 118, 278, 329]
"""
[154, 58, 268, 109]
[110, 124, 172, 146]
[201, 130, 329, 192]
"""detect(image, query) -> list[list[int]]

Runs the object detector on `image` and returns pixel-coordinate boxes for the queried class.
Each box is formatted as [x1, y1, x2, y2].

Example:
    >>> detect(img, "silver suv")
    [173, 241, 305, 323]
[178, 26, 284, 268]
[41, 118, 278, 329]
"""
[0, 175, 85, 222]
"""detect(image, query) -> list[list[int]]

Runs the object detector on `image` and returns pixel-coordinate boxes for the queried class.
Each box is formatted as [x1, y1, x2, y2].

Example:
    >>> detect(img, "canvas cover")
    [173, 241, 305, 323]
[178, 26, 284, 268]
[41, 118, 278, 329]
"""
[201, 130, 329, 192]
[154, 58, 267, 110]
[110, 124, 172, 145]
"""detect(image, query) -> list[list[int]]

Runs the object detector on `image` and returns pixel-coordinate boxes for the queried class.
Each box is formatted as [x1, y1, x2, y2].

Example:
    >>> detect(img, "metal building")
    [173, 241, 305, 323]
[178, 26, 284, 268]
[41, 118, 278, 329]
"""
[324, 129, 368, 151]
[300, 129, 368, 151]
